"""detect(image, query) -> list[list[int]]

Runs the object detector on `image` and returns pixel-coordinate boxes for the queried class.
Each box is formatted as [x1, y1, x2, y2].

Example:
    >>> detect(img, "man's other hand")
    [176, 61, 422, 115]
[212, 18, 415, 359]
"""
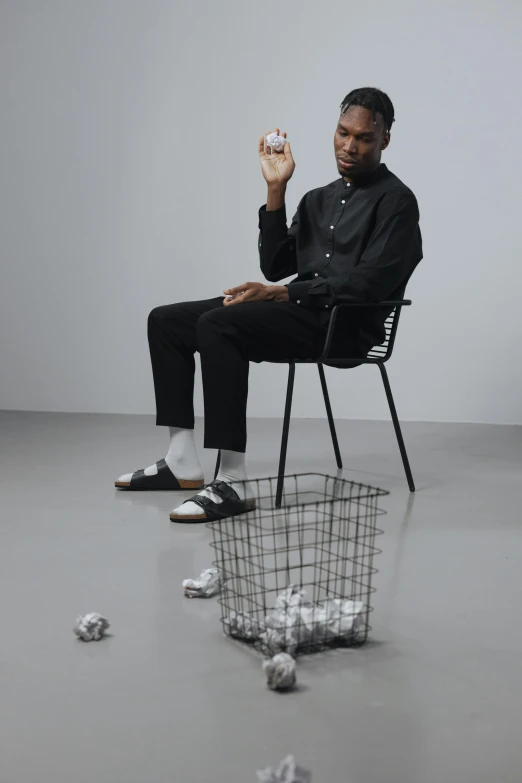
[223, 282, 289, 305]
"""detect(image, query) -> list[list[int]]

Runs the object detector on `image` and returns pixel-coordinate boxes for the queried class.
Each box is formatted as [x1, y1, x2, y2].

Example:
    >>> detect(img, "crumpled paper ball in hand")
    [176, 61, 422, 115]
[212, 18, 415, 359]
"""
[183, 567, 221, 598]
[266, 132, 287, 152]
[73, 612, 110, 642]
[263, 652, 297, 691]
[257, 754, 311, 783]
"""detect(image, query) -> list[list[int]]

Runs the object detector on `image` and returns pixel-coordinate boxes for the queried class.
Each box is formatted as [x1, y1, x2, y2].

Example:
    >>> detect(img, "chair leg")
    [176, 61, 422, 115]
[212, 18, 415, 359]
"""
[317, 363, 343, 469]
[276, 363, 295, 508]
[214, 450, 221, 480]
[378, 362, 415, 492]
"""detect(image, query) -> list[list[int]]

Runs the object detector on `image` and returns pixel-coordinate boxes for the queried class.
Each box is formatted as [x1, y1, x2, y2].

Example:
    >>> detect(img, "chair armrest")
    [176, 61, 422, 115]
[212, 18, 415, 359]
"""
[318, 300, 412, 362]
[328, 300, 412, 308]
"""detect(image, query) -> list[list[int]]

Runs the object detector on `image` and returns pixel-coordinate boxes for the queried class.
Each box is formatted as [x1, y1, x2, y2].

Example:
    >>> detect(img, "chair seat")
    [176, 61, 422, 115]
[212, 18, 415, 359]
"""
[215, 297, 416, 502]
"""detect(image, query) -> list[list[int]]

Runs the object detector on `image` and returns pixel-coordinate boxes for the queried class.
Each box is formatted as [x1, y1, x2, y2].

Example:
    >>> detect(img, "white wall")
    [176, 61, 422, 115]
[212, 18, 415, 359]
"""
[1, 0, 521, 424]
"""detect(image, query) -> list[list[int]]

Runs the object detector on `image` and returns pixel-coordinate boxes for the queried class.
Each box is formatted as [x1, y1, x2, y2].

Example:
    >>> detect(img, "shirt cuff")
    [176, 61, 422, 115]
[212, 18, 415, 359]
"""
[286, 280, 314, 306]
[258, 203, 287, 229]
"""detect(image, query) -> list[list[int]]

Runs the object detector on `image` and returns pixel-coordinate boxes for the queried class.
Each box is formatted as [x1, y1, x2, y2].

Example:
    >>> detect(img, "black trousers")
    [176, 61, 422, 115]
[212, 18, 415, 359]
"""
[148, 296, 370, 452]
[147, 296, 339, 453]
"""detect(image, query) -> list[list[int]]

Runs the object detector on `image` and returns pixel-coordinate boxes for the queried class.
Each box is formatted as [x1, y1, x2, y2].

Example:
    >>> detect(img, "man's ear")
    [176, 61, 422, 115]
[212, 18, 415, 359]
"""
[381, 133, 391, 151]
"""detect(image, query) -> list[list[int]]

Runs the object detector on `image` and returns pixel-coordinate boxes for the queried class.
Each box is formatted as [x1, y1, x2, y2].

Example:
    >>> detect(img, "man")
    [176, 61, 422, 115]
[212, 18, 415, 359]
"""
[115, 86, 423, 522]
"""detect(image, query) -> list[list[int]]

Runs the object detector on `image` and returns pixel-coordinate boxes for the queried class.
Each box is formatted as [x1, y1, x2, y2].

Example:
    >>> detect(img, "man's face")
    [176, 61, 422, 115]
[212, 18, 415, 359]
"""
[333, 105, 390, 181]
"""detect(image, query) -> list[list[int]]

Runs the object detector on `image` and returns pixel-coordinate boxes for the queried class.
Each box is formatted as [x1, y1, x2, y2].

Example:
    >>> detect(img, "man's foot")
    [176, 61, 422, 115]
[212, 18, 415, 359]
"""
[115, 427, 204, 490]
[169, 478, 256, 522]
[115, 458, 204, 490]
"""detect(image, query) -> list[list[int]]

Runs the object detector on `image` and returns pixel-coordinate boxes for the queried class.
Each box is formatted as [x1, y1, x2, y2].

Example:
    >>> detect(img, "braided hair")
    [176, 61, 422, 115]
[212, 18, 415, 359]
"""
[339, 87, 395, 133]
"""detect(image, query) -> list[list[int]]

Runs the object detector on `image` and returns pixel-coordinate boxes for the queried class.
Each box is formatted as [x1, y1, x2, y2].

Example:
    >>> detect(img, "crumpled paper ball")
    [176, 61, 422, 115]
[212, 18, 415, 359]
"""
[264, 585, 363, 652]
[183, 567, 221, 598]
[258, 626, 287, 654]
[264, 585, 312, 653]
[257, 754, 311, 783]
[223, 610, 263, 640]
[222, 586, 364, 654]
[263, 652, 297, 691]
[73, 612, 110, 642]
[317, 597, 363, 639]
[266, 132, 287, 152]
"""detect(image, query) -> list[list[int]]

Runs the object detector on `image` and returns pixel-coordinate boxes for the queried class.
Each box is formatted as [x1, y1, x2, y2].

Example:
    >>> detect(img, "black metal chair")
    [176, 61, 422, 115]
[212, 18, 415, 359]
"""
[215, 299, 415, 507]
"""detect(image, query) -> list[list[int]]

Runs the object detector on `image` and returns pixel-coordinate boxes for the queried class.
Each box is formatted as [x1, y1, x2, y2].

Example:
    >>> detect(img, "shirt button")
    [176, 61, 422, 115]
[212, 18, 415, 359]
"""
[326, 254, 330, 258]
[296, 300, 301, 304]
[330, 225, 334, 229]
[325, 305, 329, 309]
[314, 273, 319, 277]
[341, 200, 345, 204]
[347, 183, 351, 187]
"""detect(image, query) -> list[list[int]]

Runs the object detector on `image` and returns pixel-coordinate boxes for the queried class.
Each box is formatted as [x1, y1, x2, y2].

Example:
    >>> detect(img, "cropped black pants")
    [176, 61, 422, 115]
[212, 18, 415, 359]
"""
[147, 296, 331, 453]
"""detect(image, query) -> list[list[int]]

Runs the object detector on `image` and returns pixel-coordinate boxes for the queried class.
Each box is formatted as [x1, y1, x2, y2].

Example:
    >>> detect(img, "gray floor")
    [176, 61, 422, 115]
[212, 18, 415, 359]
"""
[1, 410, 521, 783]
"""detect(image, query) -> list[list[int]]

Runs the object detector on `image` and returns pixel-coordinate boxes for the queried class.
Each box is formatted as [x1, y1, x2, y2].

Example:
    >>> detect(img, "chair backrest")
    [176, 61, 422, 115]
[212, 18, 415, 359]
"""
[365, 305, 402, 363]
[363, 278, 410, 363]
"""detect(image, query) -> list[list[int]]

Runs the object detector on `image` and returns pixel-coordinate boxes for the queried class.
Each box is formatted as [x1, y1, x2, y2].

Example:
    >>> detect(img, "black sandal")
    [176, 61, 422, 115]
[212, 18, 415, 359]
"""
[115, 458, 204, 491]
[169, 480, 256, 522]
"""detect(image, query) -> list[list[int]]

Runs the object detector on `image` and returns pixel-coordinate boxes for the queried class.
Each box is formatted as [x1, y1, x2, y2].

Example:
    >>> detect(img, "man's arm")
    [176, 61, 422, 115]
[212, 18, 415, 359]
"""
[258, 184, 301, 282]
[266, 183, 287, 211]
[286, 191, 422, 308]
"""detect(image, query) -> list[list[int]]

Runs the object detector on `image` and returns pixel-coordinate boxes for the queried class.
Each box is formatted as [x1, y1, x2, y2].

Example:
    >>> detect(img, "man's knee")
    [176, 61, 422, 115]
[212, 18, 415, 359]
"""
[197, 305, 226, 327]
[149, 304, 167, 322]
[148, 303, 185, 329]
[196, 305, 239, 343]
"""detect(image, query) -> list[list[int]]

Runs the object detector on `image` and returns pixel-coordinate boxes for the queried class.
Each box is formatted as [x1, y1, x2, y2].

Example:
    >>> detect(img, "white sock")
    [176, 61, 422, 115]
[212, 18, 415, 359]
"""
[117, 427, 203, 484]
[171, 449, 254, 517]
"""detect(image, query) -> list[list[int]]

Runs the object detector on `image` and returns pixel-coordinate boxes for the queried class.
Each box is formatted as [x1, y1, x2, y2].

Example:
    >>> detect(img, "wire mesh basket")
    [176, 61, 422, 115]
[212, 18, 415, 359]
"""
[207, 473, 388, 657]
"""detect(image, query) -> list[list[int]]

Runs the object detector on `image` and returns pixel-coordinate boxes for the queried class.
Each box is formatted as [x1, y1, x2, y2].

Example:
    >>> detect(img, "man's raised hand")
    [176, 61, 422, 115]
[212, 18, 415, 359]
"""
[259, 127, 295, 185]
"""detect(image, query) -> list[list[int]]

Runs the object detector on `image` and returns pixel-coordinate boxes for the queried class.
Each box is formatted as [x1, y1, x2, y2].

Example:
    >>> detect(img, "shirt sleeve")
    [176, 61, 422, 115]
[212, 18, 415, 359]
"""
[258, 201, 299, 282]
[286, 190, 422, 307]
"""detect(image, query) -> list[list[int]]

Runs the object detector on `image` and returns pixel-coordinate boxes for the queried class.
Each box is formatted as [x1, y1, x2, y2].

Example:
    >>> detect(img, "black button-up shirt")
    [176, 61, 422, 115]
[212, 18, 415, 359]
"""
[258, 163, 422, 347]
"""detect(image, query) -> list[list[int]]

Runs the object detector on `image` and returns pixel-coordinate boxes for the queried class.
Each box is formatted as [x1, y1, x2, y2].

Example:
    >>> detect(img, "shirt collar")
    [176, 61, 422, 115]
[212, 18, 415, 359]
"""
[339, 162, 388, 189]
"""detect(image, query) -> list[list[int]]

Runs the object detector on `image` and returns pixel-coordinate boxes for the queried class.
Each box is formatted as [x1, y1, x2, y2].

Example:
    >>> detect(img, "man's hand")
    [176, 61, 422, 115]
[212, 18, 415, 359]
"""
[223, 282, 289, 305]
[259, 127, 295, 186]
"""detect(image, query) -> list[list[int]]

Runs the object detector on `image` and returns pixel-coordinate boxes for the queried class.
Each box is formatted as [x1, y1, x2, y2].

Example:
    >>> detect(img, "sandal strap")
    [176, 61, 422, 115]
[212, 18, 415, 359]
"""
[129, 459, 182, 490]
[186, 480, 243, 519]
[186, 480, 241, 505]
[207, 480, 242, 503]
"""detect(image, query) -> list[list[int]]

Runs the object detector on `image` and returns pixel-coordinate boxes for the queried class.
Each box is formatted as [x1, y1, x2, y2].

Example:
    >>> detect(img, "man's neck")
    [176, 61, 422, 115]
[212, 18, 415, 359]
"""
[343, 161, 383, 184]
